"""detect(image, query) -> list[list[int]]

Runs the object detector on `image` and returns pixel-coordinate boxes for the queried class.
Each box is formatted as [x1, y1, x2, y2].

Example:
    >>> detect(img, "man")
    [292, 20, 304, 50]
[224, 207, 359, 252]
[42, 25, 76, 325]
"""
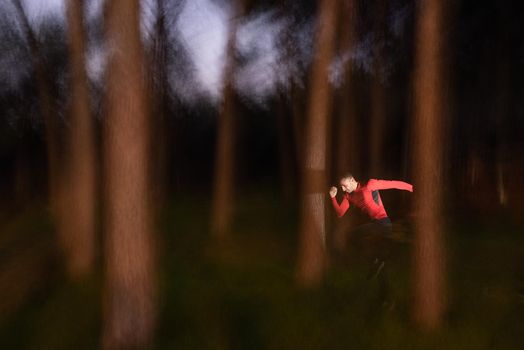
[329, 174, 413, 276]
[330, 174, 413, 306]
[329, 174, 413, 223]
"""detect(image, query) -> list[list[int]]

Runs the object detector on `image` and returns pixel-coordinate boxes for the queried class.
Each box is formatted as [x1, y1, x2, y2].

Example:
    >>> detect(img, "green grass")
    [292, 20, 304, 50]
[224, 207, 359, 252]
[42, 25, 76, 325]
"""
[1, 193, 524, 349]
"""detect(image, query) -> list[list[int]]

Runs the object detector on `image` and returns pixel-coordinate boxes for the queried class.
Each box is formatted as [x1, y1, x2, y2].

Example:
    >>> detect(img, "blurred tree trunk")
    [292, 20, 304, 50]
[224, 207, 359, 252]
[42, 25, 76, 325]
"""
[14, 136, 32, 207]
[296, 0, 338, 287]
[12, 0, 68, 263]
[494, 67, 509, 206]
[149, 0, 170, 210]
[0, 226, 57, 323]
[369, 0, 388, 177]
[276, 95, 297, 201]
[290, 86, 305, 171]
[412, 0, 446, 330]
[12, 0, 61, 211]
[332, 0, 358, 253]
[282, 1, 306, 190]
[64, 0, 96, 278]
[103, 0, 156, 348]
[211, 32, 237, 239]
[494, 5, 510, 208]
[211, 0, 249, 239]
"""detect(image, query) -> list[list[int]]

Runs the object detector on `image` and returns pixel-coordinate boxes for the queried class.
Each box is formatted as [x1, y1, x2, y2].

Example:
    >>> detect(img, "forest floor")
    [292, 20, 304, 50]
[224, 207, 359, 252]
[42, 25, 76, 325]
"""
[1, 190, 524, 349]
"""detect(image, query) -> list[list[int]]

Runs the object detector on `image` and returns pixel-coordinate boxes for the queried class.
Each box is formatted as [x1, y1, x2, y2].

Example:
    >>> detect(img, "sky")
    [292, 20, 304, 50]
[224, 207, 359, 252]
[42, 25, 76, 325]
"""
[0, 0, 413, 111]
[21, 0, 65, 28]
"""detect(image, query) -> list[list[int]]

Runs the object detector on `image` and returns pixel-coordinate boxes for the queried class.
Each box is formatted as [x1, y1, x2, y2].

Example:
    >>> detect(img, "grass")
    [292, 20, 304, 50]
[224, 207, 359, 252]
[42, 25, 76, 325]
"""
[1, 192, 523, 349]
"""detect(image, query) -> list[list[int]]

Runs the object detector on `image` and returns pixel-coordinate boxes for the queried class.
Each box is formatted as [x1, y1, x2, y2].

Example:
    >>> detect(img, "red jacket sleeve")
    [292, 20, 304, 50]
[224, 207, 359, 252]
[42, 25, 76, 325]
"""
[331, 195, 350, 218]
[367, 179, 413, 192]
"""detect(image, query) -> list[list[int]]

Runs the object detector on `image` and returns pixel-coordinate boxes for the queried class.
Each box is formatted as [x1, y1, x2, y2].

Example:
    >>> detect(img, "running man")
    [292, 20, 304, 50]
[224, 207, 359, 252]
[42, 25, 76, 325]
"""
[329, 174, 413, 224]
[329, 174, 413, 306]
[329, 174, 413, 275]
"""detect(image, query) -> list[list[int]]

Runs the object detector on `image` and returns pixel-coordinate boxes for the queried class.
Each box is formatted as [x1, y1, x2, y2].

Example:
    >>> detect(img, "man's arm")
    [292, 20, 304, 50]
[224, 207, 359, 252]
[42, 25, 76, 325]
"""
[331, 195, 350, 218]
[367, 179, 413, 192]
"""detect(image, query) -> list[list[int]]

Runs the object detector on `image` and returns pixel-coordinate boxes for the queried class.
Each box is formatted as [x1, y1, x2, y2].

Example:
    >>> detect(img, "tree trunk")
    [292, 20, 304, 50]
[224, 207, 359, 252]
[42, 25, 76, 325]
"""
[276, 94, 297, 202]
[281, 1, 306, 180]
[149, 0, 170, 210]
[14, 136, 32, 208]
[103, 0, 156, 348]
[332, 0, 358, 253]
[12, 0, 62, 217]
[369, 0, 388, 177]
[296, 0, 338, 287]
[65, 0, 97, 278]
[494, 7, 510, 208]
[211, 70, 237, 239]
[412, 0, 446, 331]
[210, 0, 248, 239]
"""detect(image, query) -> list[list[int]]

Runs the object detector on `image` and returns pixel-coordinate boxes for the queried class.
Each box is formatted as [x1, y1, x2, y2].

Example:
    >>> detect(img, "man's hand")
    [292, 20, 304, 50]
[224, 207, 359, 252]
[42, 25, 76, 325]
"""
[329, 186, 338, 198]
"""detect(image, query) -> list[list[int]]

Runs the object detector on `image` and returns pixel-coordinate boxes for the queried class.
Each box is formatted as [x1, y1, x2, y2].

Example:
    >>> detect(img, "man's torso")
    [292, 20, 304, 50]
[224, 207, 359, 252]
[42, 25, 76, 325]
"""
[346, 182, 388, 220]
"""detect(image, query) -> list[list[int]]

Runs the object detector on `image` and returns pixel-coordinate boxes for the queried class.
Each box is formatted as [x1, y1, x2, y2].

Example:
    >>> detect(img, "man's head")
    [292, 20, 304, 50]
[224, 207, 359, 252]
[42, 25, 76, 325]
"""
[339, 173, 358, 193]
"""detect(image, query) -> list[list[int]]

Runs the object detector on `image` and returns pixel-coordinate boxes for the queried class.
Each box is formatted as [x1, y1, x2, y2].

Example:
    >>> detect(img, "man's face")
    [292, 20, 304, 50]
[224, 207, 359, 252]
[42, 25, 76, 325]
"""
[340, 177, 357, 193]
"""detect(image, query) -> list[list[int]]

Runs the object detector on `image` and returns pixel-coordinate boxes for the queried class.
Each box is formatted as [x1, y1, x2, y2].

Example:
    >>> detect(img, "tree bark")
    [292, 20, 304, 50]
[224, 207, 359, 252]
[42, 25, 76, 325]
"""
[103, 0, 156, 348]
[412, 0, 446, 331]
[12, 0, 62, 216]
[369, 0, 388, 177]
[210, 0, 248, 239]
[276, 95, 297, 202]
[296, 0, 338, 287]
[65, 0, 97, 278]
[332, 0, 358, 253]
[149, 0, 170, 209]
[494, 5, 510, 207]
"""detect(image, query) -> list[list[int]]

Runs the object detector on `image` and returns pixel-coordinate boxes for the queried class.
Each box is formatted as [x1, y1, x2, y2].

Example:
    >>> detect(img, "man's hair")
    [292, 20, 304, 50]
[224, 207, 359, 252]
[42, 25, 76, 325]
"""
[340, 173, 354, 181]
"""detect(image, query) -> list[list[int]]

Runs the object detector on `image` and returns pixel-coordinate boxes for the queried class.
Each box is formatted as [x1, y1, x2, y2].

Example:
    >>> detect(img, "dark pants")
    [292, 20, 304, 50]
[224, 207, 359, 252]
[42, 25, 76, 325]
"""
[348, 217, 393, 262]
[347, 218, 395, 304]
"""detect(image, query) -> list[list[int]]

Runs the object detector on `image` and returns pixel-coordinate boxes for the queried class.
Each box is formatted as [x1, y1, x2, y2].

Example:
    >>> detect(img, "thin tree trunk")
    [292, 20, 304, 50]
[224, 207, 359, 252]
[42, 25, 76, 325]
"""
[279, 1, 305, 197]
[412, 0, 446, 330]
[332, 0, 358, 253]
[211, 0, 248, 239]
[276, 94, 296, 201]
[211, 65, 237, 239]
[65, 0, 97, 278]
[103, 0, 156, 348]
[494, 9, 510, 207]
[12, 0, 61, 214]
[296, 0, 338, 287]
[290, 84, 305, 171]
[14, 136, 32, 207]
[12, 1, 72, 280]
[369, 0, 388, 177]
[149, 0, 170, 210]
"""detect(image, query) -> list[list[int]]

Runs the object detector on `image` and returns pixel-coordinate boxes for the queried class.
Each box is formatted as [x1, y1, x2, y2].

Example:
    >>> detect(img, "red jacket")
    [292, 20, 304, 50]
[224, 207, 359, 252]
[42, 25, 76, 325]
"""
[331, 179, 413, 220]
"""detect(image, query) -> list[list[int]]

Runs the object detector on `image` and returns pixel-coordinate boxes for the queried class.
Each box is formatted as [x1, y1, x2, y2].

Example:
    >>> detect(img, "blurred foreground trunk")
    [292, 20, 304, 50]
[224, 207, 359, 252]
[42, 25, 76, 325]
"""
[296, 0, 338, 287]
[103, 0, 156, 348]
[412, 0, 446, 330]
[64, 0, 97, 278]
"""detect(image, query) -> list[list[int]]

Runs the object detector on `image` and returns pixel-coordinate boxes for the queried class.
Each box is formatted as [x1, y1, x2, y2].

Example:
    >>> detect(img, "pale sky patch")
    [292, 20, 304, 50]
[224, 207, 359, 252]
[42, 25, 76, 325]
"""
[21, 0, 65, 29]
[235, 11, 291, 105]
[175, 0, 232, 103]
